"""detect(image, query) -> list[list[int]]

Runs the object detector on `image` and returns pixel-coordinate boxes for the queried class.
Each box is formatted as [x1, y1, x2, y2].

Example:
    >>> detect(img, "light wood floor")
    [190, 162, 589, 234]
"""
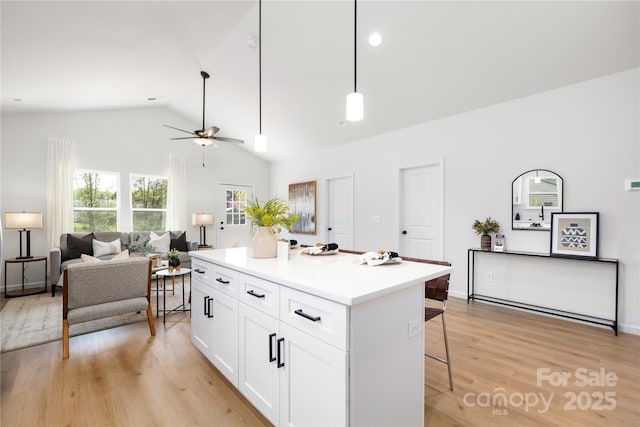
[1, 297, 638, 427]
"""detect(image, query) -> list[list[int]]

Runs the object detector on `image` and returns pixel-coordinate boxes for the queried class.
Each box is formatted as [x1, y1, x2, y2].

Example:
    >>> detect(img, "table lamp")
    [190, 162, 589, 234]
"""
[192, 213, 214, 247]
[4, 212, 43, 259]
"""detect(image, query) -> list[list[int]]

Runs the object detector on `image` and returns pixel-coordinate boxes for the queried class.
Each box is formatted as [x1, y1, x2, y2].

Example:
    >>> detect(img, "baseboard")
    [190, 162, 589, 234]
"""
[4, 281, 48, 292]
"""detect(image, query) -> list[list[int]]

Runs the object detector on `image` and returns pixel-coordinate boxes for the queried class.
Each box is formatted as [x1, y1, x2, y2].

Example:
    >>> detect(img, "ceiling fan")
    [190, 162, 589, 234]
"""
[163, 71, 244, 149]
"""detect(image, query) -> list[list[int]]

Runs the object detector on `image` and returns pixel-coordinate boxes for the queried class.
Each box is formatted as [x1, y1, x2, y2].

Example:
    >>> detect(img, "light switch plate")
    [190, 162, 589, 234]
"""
[625, 179, 640, 191]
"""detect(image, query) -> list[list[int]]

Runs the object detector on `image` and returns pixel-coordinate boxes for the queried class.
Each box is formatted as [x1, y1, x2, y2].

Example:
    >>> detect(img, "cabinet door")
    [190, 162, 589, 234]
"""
[238, 303, 280, 425]
[210, 288, 239, 387]
[279, 323, 348, 427]
[191, 279, 215, 358]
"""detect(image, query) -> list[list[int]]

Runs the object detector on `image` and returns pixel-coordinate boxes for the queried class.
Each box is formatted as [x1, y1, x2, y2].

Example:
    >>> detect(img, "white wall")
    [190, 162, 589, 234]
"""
[1, 106, 270, 285]
[271, 69, 640, 334]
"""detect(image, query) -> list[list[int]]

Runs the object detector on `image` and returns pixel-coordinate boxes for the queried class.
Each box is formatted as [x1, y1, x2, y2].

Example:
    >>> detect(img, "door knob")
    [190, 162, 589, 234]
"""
[328, 227, 332, 231]
[220, 226, 225, 230]
[402, 230, 407, 235]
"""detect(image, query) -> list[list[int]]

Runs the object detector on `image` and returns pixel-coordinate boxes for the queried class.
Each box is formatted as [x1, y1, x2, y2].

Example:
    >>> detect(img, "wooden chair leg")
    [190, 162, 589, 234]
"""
[63, 319, 70, 359]
[147, 305, 156, 336]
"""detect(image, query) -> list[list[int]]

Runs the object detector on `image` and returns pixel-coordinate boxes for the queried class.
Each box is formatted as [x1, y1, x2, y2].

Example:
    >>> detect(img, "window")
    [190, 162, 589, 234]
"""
[527, 177, 559, 209]
[130, 174, 168, 231]
[226, 189, 247, 225]
[73, 170, 119, 232]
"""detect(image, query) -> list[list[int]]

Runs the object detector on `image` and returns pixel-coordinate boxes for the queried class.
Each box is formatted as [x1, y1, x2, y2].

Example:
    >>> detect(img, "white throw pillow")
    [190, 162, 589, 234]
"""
[81, 254, 101, 263]
[149, 232, 170, 254]
[112, 249, 130, 260]
[92, 238, 122, 257]
[81, 249, 129, 263]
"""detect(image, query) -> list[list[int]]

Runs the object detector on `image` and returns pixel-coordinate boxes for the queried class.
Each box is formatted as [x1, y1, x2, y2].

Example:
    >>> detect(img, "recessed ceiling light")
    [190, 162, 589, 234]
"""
[12, 98, 22, 102]
[368, 33, 383, 47]
[147, 97, 157, 101]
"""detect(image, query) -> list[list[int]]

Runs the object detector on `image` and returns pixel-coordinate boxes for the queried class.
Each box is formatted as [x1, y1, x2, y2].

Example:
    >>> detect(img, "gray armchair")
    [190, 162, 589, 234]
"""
[62, 257, 155, 359]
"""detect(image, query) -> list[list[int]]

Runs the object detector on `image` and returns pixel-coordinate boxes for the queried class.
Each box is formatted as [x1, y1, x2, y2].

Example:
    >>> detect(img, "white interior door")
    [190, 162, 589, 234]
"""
[399, 163, 443, 260]
[217, 184, 253, 248]
[327, 176, 354, 250]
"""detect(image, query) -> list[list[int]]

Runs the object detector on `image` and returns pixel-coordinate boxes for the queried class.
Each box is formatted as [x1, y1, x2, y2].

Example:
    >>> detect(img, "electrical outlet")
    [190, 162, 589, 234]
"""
[408, 318, 421, 337]
[485, 272, 493, 282]
[372, 216, 381, 224]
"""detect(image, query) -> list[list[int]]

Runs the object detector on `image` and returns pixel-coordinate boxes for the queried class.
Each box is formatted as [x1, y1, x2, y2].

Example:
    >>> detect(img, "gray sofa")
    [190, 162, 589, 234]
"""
[50, 231, 197, 295]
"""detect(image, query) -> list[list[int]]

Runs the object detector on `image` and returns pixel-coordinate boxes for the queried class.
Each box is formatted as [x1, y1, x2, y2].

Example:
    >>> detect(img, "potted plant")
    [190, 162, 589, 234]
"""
[166, 248, 181, 272]
[128, 236, 155, 256]
[245, 197, 299, 258]
[472, 217, 500, 251]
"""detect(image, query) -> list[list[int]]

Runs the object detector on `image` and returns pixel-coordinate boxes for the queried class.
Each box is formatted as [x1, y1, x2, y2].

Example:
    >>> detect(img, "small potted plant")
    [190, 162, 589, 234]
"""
[245, 197, 299, 258]
[128, 236, 155, 257]
[472, 217, 500, 251]
[166, 248, 181, 272]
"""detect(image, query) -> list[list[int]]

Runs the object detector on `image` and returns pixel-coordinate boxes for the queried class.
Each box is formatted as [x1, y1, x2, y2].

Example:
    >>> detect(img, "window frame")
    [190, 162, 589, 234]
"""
[129, 173, 168, 232]
[72, 168, 121, 232]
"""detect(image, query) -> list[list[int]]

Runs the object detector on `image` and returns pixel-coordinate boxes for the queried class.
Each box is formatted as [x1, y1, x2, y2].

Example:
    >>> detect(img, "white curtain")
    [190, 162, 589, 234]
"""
[166, 153, 187, 231]
[46, 138, 74, 249]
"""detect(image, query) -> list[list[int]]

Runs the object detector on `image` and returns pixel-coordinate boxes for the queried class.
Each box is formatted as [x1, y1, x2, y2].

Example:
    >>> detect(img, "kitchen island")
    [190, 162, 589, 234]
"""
[189, 247, 452, 426]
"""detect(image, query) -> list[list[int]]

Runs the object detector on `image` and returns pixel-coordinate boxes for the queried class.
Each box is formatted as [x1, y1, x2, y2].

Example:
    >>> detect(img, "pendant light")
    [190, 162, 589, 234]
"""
[254, 0, 267, 152]
[346, 0, 363, 122]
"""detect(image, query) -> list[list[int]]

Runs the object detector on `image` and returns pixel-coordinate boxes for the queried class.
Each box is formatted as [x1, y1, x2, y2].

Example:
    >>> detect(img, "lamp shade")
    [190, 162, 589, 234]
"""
[346, 92, 363, 122]
[254, 134, 267, 152]
[4, 212, 42, 229]
[192, 213, 214, 226]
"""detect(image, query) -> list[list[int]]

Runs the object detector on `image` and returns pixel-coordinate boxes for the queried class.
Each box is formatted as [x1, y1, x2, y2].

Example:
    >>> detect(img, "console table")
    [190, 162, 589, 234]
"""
[4, 256, 48, 298]
[467, 248, 619, 335]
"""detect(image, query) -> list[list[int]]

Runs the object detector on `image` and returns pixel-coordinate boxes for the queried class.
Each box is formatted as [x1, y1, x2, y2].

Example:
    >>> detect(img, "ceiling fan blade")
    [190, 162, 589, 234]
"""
[213, 136, 245, 144]
[170, 137, 197, 140]
[163, 124, 195, 135]
[204, 126, 220, 137]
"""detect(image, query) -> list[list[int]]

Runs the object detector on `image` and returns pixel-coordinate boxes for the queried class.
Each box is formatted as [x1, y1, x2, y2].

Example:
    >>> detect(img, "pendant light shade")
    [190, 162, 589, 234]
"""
[346, 92, 363, 121]
[346, 0, 363, 122]
[254, 133, 267, 152]
[255, 0, 267, 152]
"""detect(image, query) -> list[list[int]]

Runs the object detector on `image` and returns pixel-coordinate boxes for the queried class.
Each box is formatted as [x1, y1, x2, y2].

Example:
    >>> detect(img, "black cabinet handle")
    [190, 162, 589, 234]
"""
[194, 269, 205, 274]
[216, 278, 230, 284]
[247, 290, 266, 299]
[268, 333, 277, 362]
[204, 296, 210, 317]
[294, 309, 321, 322]
[277, 337, 285, 368]
[207, 297, 214, 318]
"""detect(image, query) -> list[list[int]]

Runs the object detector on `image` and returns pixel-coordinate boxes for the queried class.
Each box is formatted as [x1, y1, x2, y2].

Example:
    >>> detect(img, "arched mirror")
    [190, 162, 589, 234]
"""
[512, 169, 563, 231]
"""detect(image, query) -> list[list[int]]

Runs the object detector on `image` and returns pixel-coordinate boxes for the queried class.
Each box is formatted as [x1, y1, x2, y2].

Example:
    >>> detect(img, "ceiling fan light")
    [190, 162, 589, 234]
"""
[194, 138, 214, 147]
[346, 92, 363, 122]
[254, 134, 267, 152]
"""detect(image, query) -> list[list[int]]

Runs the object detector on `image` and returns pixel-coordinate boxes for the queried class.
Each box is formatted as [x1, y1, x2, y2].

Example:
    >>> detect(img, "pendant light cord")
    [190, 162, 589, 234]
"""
[259, 0, 263, 135]
[353, 0, 357, 93]
[202, 73, 206, 130]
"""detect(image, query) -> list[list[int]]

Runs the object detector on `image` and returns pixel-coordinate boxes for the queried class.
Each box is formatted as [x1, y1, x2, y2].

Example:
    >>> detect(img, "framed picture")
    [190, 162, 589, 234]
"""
[550, 212, 599, 259]
[288, 181, 316, 234]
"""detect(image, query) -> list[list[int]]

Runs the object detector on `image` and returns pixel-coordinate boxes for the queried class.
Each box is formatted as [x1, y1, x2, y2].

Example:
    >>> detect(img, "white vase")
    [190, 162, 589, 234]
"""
[252, 226, 277, 258]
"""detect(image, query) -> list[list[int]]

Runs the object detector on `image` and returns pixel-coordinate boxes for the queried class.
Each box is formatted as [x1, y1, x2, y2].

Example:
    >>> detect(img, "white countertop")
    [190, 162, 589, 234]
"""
[189, 247, 452, 306]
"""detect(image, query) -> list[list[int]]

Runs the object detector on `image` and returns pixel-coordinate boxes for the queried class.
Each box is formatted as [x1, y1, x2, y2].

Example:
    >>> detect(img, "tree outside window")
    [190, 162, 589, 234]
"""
[73, 170, 119, 232]
[131, 175, 168, 231]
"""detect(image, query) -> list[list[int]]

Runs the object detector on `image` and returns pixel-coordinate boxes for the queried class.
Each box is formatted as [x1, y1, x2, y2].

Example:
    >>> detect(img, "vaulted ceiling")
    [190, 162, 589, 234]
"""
[2, 1, 638, 162]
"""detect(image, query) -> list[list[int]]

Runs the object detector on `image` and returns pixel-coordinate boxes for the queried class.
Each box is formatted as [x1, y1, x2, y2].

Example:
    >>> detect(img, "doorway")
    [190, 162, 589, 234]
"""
[217, 184, 253, 248]
[326, 176, 354, 250]
[399, 163, 443, 260]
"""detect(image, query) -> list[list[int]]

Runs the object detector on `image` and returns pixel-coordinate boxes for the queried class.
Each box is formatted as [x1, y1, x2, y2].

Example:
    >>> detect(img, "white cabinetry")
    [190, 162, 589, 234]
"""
[237, 273, 347, 426]
[190, 248, 451, 426]
[191, 259, 238, 387]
